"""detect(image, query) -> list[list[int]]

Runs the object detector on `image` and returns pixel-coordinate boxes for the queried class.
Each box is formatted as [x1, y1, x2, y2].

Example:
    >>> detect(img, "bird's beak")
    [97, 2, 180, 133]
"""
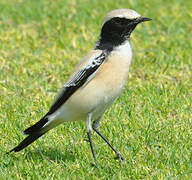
[138, 17, 152, 23]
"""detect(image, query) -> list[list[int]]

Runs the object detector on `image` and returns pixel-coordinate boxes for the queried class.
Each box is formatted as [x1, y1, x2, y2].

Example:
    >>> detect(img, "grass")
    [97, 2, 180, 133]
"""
[0, 0, 191, 179]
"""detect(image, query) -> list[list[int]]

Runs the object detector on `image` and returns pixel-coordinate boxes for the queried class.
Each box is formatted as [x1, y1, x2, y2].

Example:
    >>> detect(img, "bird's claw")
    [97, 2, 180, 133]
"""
[114, 153, 124, 161]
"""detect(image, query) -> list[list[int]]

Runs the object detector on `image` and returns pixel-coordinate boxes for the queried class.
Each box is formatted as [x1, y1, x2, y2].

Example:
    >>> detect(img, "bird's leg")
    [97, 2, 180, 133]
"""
[86, 113, 97, 164]
[93, 121, 124, 161]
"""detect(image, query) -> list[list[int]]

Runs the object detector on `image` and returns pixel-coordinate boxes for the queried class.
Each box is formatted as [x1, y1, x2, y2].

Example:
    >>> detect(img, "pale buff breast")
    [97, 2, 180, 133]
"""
[64, 41, 132, 120]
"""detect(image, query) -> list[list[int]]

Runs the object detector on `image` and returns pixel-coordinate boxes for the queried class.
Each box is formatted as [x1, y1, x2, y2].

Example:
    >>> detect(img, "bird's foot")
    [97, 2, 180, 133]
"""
[90, 162, 100, 168]
[114, 153, 124, 161]
[90, 162, 96, 167]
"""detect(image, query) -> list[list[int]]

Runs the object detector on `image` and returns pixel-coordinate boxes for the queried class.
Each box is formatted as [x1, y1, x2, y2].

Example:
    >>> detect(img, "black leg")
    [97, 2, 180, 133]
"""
[87, 131, 97, 163]
[93, 127, 124, 161]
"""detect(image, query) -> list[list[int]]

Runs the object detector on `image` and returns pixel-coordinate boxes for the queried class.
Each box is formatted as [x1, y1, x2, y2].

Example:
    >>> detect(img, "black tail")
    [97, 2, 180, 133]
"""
[23, 116, 48, 135]
[8, 133, 44, 153]
[8, 116, 49, 153]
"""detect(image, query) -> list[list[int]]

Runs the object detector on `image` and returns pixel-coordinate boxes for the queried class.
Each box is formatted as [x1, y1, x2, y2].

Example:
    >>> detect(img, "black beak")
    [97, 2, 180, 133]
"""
[138, 17, 152, 23]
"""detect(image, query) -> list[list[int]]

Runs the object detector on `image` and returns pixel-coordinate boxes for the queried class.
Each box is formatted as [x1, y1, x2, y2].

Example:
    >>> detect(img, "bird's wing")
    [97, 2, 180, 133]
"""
[46, 50, 107, 115]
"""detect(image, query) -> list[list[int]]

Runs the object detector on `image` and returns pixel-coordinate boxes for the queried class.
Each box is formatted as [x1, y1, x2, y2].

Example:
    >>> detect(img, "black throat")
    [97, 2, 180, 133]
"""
[95, 17, 137, 51]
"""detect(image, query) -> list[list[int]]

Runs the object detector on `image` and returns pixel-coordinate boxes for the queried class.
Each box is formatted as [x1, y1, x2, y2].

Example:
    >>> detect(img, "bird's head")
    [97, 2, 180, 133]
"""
[95, 9, 151, 50]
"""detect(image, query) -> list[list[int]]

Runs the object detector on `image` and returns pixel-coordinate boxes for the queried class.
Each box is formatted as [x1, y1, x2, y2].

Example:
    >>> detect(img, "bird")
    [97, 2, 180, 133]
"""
[8, 9, 151, 163]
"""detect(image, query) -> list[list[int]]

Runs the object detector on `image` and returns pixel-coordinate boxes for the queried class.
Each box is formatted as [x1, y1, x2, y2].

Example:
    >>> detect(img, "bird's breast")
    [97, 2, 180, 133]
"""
[94, 44, 132, 102]
[61, 41, 132, 121]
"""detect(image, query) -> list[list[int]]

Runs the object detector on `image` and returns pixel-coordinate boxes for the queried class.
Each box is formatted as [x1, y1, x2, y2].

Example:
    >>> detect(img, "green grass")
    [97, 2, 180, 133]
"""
[0, 0, 191, 179]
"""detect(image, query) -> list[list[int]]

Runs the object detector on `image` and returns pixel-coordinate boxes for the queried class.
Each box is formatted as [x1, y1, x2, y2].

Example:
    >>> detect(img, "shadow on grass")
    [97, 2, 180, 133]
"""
[42, 148, 75, 163]
[30, 148, 76, 163]
[5, 147, 76, 166]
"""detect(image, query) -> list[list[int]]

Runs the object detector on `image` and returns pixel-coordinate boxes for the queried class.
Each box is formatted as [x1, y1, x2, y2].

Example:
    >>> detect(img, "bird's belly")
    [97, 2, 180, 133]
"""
[61, 57, 130, 121]
[53, 51, 131, 122]
[61, 83, 122, 122]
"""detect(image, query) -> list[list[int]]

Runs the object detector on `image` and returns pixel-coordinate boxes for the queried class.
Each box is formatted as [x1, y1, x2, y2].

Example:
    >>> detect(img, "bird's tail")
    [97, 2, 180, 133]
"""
[8, 116, 50, 153]
[23, 116, 48, 135]
[9, 133, 44, 153]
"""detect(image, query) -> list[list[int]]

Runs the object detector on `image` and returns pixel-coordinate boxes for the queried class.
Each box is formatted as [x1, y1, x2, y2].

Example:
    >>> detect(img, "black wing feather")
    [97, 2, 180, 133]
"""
[23, 51, 107, 135]
[46, 52, 107, 115]
[8, 52, 107, 153]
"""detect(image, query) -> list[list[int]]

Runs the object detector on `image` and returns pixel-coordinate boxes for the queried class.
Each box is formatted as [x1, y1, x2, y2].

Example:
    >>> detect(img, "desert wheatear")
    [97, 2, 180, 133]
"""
[9, 9, 151, 163]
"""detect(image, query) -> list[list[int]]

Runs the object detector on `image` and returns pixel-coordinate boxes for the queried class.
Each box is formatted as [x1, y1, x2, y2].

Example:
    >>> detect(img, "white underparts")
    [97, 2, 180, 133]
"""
[114, 40, 132, 60]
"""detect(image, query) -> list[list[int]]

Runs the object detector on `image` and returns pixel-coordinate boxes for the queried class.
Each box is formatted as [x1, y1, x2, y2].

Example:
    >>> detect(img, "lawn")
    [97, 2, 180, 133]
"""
[0, 0, 191, 179]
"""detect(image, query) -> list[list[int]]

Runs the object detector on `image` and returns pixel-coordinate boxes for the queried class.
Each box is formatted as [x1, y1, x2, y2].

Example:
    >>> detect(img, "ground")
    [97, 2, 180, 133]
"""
[0, 0, 191, 179]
